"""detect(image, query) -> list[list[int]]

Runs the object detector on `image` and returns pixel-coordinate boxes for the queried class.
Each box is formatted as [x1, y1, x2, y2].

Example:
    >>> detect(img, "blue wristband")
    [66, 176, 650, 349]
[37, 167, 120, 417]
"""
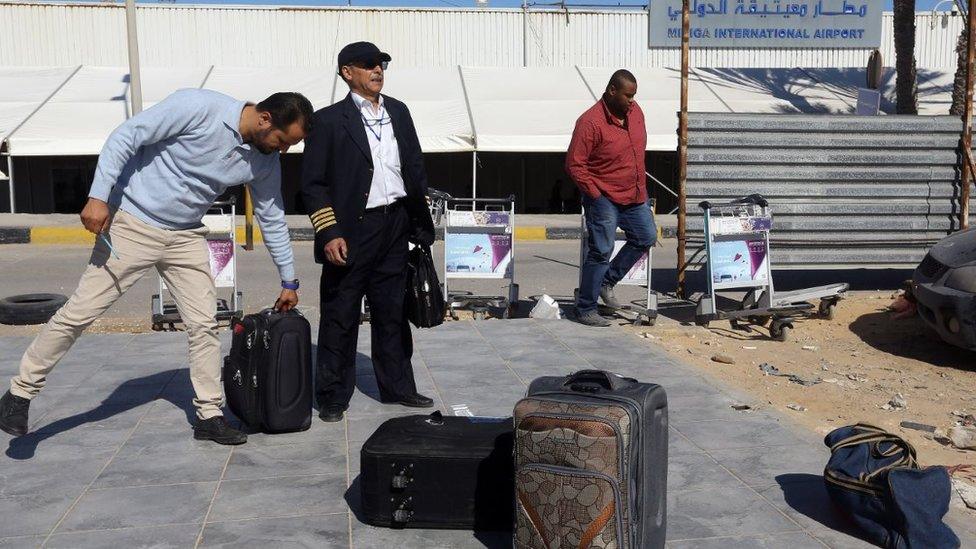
[281, 279, 300, 291]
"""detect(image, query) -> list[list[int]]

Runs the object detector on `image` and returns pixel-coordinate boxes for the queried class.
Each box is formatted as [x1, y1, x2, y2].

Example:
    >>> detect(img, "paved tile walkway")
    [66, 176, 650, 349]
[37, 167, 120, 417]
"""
[0, 319, 973, 548]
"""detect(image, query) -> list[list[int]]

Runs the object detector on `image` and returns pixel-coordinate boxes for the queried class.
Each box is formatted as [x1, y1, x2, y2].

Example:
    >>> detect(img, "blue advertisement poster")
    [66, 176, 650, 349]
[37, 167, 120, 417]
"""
[445, 233, 513, 279]
[710, 239, 768, 285]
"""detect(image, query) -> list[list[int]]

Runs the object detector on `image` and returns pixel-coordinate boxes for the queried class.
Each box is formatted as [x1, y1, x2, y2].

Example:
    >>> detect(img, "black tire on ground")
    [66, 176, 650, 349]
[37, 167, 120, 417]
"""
[0, 293, 69, 325]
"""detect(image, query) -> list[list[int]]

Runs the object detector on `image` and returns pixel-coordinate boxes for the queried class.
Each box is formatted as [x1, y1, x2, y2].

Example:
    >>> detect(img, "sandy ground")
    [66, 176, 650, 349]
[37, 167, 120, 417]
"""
[627, 291, 976, 469]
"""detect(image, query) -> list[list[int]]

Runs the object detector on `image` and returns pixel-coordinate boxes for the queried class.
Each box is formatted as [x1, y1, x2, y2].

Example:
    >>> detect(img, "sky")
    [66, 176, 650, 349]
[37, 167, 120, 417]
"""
[53, 0, 953, 10]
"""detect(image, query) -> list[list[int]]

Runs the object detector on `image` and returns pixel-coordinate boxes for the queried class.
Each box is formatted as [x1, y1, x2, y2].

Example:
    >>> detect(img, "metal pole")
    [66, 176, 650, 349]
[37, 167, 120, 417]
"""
[522, 0, 529, 67]
[472, 151, 478, 198]
[6, 156, 14, 214]
[961, 0, 976, 230]
[676, 0, 690, 298]
[125, 0, 143, 115]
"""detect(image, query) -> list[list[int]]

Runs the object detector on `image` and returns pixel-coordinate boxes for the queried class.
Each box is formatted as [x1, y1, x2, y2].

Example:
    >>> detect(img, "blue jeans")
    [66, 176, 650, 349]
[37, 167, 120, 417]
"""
[577, 194, 656, 313]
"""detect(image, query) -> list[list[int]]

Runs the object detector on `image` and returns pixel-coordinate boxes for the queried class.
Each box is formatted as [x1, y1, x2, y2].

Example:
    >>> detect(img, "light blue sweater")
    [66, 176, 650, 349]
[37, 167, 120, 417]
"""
[89, 88, 295, 281]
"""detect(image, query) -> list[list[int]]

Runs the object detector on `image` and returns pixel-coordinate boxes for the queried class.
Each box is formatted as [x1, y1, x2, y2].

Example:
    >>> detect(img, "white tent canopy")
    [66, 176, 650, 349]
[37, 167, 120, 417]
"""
[331, 67, 475, 153]
[462, 67, 595, 153]
[0, 64, 957, 157]
[7, 66, 209, 156]
[0, 66, 79, 149]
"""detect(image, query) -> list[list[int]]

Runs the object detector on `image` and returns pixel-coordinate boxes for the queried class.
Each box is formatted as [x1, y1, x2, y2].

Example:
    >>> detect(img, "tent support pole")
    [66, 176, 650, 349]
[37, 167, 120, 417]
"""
[125, 0, 143, 115]
[6, 155, 14, 214]
[472, 151, 478, 198]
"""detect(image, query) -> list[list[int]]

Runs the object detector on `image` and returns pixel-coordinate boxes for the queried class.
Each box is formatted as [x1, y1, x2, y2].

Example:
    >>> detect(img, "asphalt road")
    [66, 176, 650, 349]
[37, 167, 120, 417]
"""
[0, 240, 681, 321]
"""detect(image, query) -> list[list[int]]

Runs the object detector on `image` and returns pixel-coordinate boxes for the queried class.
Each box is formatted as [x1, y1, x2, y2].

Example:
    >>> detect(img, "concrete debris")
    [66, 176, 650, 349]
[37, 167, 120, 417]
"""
[846, 373, 867, 383]
[711, 354, 736, 365]
[900, 421, 937, 433]
[787, 403, 807, 412]
[883, 393, 907, 410]
[759, 362, 822, 386]
[948, 425, 976, 450]
[953, 479, 976, 510]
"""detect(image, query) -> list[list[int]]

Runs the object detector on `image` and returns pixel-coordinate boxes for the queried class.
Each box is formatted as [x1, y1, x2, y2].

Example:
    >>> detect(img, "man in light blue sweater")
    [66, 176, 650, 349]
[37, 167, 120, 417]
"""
[0, 89, 313, 445]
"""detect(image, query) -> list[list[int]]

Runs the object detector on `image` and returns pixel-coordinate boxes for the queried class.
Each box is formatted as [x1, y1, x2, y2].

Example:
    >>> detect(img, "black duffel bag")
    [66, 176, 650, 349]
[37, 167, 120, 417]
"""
[405, 244, 445, 328]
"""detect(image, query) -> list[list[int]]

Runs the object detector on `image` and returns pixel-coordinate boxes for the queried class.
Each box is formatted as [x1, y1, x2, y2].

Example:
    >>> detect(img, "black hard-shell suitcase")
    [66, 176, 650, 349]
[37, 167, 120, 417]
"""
[360, 411, 514, 530]
[223, 309, 312, 433]
[514, 370, 668, 548]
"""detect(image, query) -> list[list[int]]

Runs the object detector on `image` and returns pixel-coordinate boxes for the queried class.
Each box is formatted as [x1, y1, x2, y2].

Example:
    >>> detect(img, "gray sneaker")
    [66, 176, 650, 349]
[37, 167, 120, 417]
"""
[576, 309, 611, 327]
[600, 285, 622, 309]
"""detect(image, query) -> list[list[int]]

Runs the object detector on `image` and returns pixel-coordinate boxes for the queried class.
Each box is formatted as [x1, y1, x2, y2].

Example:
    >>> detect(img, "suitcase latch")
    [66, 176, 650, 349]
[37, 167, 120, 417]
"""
[391, 496, 413, 524]
[391, 464, 414, 490]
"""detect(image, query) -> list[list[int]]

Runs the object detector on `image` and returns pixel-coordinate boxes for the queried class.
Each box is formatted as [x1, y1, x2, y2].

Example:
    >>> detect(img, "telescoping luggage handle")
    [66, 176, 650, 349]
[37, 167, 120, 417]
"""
[564, 370, 637, 393]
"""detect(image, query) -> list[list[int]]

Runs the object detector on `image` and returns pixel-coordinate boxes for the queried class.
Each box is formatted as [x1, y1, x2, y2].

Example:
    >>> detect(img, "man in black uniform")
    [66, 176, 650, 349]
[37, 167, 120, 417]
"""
[301, 42, 435, 422]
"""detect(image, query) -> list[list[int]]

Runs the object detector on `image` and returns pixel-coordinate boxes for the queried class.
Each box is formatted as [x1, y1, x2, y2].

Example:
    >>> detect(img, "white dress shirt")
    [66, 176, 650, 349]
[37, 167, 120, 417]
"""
[351, 92, 408, 209]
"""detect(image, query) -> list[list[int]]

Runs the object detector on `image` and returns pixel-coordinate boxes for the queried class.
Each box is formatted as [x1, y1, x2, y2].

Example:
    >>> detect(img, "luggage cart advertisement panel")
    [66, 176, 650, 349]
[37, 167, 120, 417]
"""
[447, 210, 511, 229]
[709, 239, 768, 288]
[612, 242, 649, 285]
[208, 239, 236, 288]
[445, 233, 512, 279]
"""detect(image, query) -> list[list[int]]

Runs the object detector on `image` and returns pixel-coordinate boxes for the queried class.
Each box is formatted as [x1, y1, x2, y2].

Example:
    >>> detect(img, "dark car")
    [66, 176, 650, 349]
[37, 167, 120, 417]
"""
[912, 228, 976, 350]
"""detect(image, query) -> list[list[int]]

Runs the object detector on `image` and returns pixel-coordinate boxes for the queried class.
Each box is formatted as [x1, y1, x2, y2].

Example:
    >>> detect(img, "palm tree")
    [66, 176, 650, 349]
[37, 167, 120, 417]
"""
[894, 0, 919, 114]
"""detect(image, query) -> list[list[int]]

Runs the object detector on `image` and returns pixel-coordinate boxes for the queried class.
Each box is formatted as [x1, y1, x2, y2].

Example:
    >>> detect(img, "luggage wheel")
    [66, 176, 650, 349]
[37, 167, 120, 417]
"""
[818, 299, 837, 320]
[769, 320, 793, 342]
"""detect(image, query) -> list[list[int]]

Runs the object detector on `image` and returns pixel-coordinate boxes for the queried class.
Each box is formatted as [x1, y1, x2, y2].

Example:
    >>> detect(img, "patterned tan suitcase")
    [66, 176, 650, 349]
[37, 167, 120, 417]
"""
[513, 370, 668, 548]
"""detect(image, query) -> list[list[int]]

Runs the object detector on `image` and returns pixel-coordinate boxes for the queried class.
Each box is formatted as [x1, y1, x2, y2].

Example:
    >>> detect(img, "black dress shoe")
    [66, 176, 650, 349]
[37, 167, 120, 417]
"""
[319, 406, 345, 423]
[397, 393, 434, 408]
[193, 416, 247, 445]
[0, 391, 29, 437]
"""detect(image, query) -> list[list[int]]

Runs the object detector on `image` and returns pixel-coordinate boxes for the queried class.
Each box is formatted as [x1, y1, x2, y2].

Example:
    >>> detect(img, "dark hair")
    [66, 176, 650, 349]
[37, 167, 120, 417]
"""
[255, 92, 314, 133]
[607, 69, 637, 91]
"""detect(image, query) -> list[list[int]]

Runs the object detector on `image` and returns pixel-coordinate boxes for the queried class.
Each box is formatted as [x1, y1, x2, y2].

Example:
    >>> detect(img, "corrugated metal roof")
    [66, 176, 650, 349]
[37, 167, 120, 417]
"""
[0, 3, 965, 69]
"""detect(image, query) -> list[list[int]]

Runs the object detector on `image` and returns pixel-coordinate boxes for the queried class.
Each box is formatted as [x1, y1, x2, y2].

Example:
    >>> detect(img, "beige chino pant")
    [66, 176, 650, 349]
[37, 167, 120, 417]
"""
[9, 210, 224, 420]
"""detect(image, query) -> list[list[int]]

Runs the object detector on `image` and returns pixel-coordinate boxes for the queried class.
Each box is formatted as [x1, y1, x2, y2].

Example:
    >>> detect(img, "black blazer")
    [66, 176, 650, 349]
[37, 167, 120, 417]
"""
[300, 93, 435, 265]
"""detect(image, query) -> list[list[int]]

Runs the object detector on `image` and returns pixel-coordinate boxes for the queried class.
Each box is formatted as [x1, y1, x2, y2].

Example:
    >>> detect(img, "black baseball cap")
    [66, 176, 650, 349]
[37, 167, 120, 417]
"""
[337, 42, 391, 70]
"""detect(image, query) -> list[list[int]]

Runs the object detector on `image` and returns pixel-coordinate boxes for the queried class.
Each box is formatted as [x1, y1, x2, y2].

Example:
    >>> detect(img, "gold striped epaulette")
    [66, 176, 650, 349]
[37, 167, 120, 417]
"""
[310, 207, 337, 232]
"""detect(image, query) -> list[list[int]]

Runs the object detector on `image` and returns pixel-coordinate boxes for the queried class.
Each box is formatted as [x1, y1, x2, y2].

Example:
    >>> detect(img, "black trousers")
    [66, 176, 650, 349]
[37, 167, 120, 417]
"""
[316, 202, 418, 409]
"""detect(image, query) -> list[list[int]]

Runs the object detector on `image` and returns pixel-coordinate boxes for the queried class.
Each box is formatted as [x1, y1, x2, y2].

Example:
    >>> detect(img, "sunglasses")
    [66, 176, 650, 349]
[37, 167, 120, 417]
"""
[350, 59, 389, 71]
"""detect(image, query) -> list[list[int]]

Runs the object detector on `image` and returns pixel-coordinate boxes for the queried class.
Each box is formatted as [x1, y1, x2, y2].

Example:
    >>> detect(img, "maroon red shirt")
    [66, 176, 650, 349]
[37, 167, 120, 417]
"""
[565, 98, 647, 205]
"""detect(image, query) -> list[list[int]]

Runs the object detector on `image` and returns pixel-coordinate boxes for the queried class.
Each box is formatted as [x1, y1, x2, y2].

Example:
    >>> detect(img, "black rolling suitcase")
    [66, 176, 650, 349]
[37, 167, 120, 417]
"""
[223, 309, 312, 433]
[514, 370, 668, 549]
[360, 411, 514, 530]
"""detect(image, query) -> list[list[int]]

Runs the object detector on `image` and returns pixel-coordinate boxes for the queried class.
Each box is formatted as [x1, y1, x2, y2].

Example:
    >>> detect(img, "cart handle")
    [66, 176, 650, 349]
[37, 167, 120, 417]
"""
[698, 193, 768, 211]
[447, 195, 515, 205]
[427, 188, 453, 201]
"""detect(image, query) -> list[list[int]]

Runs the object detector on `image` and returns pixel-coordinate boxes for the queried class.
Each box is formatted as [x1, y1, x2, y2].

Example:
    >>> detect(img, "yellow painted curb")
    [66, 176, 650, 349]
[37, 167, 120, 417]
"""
[514, 227, 547, 240]
[30, 227, 95, 245]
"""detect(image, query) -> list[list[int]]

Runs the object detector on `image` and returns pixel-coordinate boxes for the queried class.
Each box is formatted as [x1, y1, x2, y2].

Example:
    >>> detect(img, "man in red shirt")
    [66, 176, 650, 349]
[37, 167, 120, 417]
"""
[566, 69, 655, 327]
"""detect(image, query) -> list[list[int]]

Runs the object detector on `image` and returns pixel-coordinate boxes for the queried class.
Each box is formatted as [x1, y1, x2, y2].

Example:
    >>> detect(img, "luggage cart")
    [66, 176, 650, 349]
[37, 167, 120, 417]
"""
[574, 209, 659, 326]
[443, 195, 519, 320]
[694, 194, 847, 341]
[359, 188, 453, 324]
[151, 199, 243, 331]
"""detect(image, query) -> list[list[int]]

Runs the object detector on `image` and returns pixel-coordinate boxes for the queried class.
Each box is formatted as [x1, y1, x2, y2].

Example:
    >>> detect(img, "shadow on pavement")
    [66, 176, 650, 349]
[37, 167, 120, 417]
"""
[5, 369, 187, 460]
[775, 473, 876, 545]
